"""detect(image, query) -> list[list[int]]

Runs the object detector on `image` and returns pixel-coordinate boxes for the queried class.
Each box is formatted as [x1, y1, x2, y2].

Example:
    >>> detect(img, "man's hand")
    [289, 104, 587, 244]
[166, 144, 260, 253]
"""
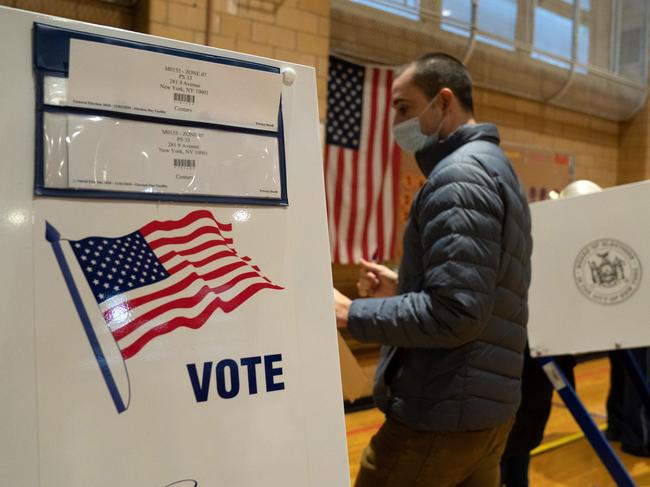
[333, 288, 352, 329]
[357, 258, 398, 298]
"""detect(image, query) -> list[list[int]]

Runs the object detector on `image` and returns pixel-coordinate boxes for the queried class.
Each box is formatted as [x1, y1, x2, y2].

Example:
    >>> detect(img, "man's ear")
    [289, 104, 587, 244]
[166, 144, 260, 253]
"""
[439, 88, 454, 111]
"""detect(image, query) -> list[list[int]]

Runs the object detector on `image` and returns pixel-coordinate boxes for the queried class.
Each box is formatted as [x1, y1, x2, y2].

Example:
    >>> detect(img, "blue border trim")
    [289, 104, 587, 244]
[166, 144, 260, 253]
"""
[34, 72, 46, 203]
[277, 99, 288, 204]
[33, 23, 279, 75]
[33, 23, 288, 207]
[45, 221, 127, 414]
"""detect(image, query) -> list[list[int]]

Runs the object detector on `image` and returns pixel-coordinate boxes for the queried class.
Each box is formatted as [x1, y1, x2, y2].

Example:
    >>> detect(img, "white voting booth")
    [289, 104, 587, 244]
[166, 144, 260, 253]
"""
[528, 180, 649, 357]
[0, 6, 349, 486]
[526, 180, 650, 486]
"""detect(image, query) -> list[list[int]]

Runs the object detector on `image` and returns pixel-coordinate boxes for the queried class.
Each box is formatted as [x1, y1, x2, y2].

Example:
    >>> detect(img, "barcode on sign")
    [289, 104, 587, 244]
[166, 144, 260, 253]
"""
[174, 159, 196, 169]
[173, 93, 195, 104]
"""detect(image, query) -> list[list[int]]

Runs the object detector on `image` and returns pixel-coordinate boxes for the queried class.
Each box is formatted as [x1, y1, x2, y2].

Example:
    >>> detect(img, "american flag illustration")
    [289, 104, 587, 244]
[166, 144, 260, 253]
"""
[65, 210, 283, 360]
[324, 56, 401, 264]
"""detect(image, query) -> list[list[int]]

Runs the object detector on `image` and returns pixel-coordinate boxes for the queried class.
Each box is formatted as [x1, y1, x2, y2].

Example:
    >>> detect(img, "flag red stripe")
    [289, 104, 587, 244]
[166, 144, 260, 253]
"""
[346, 150, 359, 262]
[140, 210, 231, 237]
[112, 271, 273, 341]
[390, 142, 401, 258]
[148, 225, 224, 250]
[361, 68, 380, 261]
[158, 238, 234, 264]
[119, 282, 281, 360]
[166, 249, 237, 275]
[324, 143, 331, 220]
[376, 70, 393, 262]
[333, 149, 345, 263]
[103, 260, 250, 319]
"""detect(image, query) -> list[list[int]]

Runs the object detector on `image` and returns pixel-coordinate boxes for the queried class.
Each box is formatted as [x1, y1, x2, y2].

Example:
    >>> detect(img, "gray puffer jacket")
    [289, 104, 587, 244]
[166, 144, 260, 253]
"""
[348, 123, 532, 432]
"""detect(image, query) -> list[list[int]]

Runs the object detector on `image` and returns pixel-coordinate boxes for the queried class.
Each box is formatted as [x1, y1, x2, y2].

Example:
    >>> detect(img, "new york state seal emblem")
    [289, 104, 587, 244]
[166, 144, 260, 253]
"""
[574, 239, 642, 305]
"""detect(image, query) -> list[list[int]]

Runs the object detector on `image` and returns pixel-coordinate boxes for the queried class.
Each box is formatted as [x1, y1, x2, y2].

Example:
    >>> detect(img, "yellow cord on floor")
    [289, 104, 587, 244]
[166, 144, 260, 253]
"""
[531, 423, 607, 456]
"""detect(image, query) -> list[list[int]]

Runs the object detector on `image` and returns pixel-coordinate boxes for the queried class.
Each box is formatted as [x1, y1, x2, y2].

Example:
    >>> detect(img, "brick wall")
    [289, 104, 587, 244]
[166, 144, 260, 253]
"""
[474, 88, 620, 188]
[0, 0, 135, 28]
[147, 0, 330, 119]
[619, 99, 650, 184]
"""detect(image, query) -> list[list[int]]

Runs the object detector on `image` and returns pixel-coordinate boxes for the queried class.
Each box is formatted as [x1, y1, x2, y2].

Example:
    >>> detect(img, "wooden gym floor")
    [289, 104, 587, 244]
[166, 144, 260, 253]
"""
[345, 357, 650, 486]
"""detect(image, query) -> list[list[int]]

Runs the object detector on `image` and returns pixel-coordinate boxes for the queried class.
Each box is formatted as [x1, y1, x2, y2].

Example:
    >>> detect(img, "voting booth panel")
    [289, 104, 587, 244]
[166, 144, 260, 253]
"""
[528, 180, 650, 357]
[0, 7, 349, 487]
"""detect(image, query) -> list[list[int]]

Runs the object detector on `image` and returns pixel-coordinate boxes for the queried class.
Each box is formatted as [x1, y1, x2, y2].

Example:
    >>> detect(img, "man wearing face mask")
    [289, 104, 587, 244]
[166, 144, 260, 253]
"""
[334, 53, 532, 487]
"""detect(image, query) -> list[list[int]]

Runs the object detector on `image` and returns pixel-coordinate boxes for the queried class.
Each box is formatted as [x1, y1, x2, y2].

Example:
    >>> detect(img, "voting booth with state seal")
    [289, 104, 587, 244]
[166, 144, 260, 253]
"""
[528, 180, 649, 357]
[0, 6, 349, 486]
[527, 179, 650, 487]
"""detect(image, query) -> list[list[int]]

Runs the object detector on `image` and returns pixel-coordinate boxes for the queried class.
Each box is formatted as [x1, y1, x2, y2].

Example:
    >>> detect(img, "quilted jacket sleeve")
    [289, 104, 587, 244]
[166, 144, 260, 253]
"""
[347, 158, 505, 348]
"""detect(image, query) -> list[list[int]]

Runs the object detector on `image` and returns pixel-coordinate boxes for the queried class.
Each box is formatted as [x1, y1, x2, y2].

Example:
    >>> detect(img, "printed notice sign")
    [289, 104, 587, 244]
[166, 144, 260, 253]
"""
[66, 40, 282, 130]
[66, 115, 281, 199]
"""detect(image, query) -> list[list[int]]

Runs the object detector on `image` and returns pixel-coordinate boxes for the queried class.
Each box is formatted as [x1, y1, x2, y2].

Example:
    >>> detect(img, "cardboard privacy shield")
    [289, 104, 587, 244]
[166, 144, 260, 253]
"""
[527, 180, 650, 357]
[337, 332, 372, 402]
[0, 7, 349, 486]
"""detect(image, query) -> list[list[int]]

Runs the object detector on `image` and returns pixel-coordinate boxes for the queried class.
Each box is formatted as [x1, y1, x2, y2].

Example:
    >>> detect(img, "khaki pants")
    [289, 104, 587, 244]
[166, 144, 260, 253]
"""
[354, 417, 514, 487]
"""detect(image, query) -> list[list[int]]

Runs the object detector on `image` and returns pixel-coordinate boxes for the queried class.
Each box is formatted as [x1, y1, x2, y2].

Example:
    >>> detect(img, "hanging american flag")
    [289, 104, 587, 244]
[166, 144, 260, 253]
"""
[324, 56, 401, 264]
[55, 210, 283, 361]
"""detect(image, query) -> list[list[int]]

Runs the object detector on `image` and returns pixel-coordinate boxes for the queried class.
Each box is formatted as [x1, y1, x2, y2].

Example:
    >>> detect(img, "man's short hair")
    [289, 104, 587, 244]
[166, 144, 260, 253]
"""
[404, 53, 474, 114]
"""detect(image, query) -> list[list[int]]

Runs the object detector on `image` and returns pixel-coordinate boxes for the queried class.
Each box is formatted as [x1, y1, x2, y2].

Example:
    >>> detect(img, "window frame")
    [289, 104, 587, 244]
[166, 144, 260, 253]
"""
[349, 0, 421, 21]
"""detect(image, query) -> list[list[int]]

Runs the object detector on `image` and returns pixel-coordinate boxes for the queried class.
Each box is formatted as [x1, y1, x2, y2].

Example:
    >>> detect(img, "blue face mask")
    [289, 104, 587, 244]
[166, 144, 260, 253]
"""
[392, 96, 444, 154]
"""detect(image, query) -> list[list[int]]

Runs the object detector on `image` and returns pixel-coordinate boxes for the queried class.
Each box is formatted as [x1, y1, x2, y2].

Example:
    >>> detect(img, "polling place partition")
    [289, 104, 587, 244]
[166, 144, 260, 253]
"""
[528, 181, 649, 357]
[528, 180, 650, 487]
[0, 6, 349, 486]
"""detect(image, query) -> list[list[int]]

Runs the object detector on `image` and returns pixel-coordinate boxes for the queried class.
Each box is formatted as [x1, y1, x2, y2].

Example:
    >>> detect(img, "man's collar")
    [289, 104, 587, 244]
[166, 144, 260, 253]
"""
[414, 123, 501, 176]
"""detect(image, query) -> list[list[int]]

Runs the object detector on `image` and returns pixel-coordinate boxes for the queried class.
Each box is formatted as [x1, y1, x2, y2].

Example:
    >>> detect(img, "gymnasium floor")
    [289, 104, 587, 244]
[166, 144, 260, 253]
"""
[345, 357, 650, 486]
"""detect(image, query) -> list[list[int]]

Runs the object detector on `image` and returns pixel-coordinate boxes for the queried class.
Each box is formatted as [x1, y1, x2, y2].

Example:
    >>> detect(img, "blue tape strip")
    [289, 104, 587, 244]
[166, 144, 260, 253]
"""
[45, 221, 127, 414]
